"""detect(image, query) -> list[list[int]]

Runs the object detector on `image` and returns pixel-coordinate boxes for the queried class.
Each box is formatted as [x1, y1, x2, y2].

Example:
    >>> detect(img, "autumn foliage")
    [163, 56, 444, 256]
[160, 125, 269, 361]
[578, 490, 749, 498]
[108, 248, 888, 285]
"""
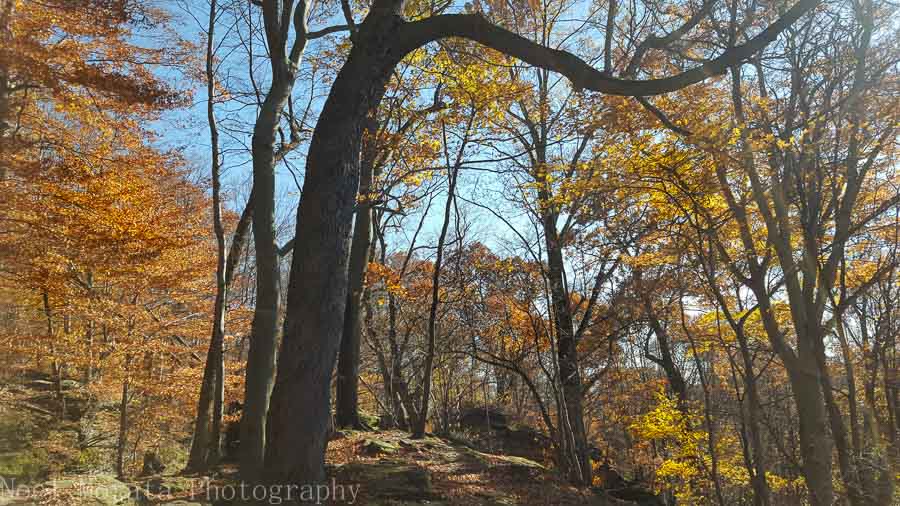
[1, 0, 898, 504]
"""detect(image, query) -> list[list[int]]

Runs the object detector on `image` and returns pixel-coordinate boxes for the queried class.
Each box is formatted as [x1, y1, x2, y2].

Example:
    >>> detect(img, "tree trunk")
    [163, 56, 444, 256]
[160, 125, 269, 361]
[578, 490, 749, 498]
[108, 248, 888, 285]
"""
[186, 311, 218, 470]
[239, 77, 290, 479]
[116, 371, 130, 478]
[789, 347, 834, 506]
[815, 339, 864, 506]
[211, 340, 225, 460]
[335, 147, 376, 429]
[412, 158, 458, 439]
[41, 292, 66, 419]
[263, 12, 406, 485]
[187, 0, 227, 471]
[542, 218, 592, 485]
[645, 307, 688, 408]
[0, 0, 12, 179]
[84, 271, 94, 384]
[255, 0, 814, 489]
[737, 331, 771, 506]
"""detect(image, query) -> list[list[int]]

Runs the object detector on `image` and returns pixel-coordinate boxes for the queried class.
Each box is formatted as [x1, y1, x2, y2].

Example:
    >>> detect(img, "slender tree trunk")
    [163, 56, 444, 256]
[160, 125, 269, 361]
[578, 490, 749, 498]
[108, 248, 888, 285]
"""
[335, 145, 376, 429]
[0, 0, 12, 179]
[41, 291, 66, 419]
[84, 271, 94, 384]
[116, 367, 130, 478]
[366, 277, 409, 429]
[239, 76, 290, 479]
[187, 0, 228, 471]
[412, 159, 458, 439]
[212, 339, 225, 458]
[736, 332, 771, 506]
[645, 307, 688, 407]
[387, 288, 415, 427]
[187, 329, 216, 469]
[815, 339, 864, 506]
[682, 305, 725, 506]
[835, 317, 862, 455]
[542, 218, 591, 485]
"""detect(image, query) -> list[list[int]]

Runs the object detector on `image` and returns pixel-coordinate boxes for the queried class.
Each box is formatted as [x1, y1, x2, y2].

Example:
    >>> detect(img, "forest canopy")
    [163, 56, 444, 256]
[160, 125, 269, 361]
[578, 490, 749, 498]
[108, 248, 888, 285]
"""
[0, 0, 897, 505]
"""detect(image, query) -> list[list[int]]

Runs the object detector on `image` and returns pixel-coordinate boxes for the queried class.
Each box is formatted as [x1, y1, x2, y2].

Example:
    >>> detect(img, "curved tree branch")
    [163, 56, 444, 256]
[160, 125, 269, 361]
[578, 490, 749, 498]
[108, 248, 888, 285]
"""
[397, 0, 818, 96]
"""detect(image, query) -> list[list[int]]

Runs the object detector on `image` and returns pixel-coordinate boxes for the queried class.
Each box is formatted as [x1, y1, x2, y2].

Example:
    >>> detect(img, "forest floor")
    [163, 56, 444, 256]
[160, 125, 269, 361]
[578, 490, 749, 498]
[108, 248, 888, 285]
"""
[0, 373, 643, 505]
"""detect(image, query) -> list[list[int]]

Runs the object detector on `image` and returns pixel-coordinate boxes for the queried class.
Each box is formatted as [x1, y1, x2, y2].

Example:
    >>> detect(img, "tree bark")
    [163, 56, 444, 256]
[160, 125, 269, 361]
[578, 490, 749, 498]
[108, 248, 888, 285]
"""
[789, 343, 834, 506]
[239, 75, 288, 478]
[542, 219, 592, 486]
[187, 0, 229, 470]
[335, 133, 376, 429]
[41, 292, 66, 419]
[263, 10, 406, 485]
[239, 0, 321, 477]
[736, 330, 771, 506]
[116, 364, 130, 478]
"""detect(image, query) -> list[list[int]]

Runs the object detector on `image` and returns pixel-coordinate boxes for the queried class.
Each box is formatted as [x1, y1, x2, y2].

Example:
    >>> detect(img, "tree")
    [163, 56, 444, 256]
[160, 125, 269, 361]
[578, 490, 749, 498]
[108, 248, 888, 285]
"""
[186, 0, 256, 472]
[606, 0, 900, 500]
[334, 58, 446, 428]
[237, 0, 340, 476]
[260, 0, 822, 486]
[711, 1, 897, 501]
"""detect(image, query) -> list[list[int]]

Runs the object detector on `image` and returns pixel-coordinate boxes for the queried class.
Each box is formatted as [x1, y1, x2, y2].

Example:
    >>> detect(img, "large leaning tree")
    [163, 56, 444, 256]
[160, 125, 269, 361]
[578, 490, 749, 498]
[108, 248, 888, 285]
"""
[249, 0, 822, 488]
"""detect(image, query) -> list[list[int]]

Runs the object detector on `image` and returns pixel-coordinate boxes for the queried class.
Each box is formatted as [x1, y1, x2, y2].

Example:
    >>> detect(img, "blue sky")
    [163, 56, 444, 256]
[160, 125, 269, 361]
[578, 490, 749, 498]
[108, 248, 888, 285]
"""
[148, 0, 535, 259]
[147, 0, 608, 266]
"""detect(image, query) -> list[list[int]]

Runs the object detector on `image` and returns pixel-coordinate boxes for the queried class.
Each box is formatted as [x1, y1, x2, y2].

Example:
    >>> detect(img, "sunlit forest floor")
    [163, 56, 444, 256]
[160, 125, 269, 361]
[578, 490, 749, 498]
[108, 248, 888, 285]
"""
[0, 371, 653, 505]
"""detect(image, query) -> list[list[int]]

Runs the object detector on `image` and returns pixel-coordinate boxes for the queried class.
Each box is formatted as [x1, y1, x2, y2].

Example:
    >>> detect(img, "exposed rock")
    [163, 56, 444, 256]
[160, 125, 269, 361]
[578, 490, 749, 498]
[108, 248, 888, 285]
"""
[60, 380, 82, 391]
[595, 462, 627, 490]
[0, 402, 51, 483]
[378, 414, 397, 429]
[361, 438, 399, 455]
[459, 407, 509, 431]
[592, 461, 664, 505]
[333, 460, 434, 502]
[357, 409, 380, 429]
[604, 488, 665, 506]
[592, 483, 665, 506]
[24, 379, 80, 392]
[459, 446, 546, 479]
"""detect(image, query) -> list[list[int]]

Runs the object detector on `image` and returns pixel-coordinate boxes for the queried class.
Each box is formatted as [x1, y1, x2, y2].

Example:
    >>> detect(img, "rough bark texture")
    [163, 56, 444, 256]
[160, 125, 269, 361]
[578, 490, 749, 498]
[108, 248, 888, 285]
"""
[263, 10, 406, 485]
[542, 219, 592, 485]
[335, 145, 375, 429]
[239, 0, 318, 477]
[239, 77, 288, 478]
[789, 350, 834, 506]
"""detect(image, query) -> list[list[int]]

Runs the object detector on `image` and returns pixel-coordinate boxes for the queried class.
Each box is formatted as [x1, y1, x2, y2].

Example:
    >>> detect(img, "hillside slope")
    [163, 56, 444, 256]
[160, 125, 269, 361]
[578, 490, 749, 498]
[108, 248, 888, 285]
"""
[0, 375, 656, 505]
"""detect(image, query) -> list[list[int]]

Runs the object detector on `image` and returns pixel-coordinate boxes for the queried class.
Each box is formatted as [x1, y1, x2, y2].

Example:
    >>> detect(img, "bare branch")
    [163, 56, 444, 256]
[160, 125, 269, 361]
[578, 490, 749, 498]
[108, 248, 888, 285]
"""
[399, 0, 818, 96]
